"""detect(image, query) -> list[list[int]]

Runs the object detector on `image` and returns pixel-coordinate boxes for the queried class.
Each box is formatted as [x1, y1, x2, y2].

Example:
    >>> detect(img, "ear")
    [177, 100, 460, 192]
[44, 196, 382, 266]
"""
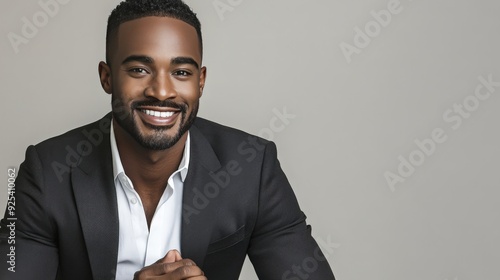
[98, 61, 113, 94]
[199, 66, 207, 97]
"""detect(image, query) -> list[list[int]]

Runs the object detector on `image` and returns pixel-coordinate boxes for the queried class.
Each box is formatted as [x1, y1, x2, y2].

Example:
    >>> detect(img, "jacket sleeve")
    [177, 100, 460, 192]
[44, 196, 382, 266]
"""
[247, 142, 335, 280]
[0, 145, 59, 280]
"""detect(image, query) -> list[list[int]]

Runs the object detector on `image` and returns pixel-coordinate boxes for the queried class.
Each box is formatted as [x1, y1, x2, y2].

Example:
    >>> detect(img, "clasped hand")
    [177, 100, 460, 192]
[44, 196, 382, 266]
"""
[133, 250, 207, 280]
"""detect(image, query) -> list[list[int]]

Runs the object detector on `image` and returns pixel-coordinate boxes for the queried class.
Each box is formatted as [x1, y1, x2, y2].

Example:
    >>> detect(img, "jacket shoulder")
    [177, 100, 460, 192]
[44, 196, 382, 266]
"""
[193, 117, 269, 146]
[31, 114, 112, 160]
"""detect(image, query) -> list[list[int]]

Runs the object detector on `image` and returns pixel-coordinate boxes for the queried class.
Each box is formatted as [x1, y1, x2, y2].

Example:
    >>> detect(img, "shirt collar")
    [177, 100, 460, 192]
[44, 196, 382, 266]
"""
[110, 121, 190, 183]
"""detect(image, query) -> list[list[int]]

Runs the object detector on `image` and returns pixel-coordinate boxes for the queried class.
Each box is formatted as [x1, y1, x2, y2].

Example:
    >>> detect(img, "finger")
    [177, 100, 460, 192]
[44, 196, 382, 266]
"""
[135, 259, 197, 278]
[169, 264, 205, 279]
[171, 250, 183, 262]
[155, 249, 182, 264]
[152, 259, 197, 275]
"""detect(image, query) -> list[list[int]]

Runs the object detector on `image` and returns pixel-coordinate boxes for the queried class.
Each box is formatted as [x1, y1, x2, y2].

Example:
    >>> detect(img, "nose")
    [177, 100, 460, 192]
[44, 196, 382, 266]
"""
[145, 72, 177, 100]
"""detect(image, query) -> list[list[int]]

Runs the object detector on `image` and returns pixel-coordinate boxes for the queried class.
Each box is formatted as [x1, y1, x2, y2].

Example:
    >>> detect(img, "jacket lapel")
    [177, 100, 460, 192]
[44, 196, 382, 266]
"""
[181, 123, 222, 267]
[71, 115, 119, 280]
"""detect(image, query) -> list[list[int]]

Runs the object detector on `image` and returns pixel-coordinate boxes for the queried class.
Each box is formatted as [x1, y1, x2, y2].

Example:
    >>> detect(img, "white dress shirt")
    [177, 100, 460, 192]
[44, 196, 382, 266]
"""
[110, 122, 190, 280]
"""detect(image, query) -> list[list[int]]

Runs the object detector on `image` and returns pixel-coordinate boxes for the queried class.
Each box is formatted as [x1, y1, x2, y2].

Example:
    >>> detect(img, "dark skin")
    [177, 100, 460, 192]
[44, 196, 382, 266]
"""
[98, 16, 207, 280]
[134, 250, 206, 280]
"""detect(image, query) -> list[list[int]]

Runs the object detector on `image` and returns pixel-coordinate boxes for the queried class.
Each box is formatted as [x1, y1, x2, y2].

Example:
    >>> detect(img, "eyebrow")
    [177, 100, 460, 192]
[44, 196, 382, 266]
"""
[171, 57, 199, 69]
[121, 55, 200, 69]
[121, 55, 154, 65]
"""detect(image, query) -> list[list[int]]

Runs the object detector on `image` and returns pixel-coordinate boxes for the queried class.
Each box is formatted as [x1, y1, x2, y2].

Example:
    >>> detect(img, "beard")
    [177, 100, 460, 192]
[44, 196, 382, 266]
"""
[112, 97, 198, 150]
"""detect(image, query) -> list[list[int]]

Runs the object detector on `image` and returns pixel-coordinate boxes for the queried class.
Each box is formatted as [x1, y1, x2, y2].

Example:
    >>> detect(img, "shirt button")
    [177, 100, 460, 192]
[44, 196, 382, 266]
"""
[130, 198, 138, 205]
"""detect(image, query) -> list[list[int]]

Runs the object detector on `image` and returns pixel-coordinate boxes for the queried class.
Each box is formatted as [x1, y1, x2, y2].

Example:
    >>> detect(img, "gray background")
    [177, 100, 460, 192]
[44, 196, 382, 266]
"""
[1, 0, 499, 279]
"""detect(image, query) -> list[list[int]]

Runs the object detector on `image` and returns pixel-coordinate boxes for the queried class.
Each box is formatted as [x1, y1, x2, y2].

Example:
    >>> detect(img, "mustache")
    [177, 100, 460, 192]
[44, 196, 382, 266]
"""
[131, 100, 187, 112]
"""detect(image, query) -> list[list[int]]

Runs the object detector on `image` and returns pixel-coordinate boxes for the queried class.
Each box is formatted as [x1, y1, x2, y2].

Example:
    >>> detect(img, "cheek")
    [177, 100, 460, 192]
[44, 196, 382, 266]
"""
[115, 76, 149, 99]
[175, 82, 201, 101]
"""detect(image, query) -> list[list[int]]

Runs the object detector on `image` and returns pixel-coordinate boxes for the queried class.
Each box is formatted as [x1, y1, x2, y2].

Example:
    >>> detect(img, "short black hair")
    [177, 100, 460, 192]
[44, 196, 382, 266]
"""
[105, 0, 202, 64]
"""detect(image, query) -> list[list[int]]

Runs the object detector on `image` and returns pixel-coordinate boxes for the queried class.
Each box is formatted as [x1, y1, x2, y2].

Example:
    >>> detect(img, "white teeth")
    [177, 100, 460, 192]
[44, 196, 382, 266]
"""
[143, 109, 175, 118]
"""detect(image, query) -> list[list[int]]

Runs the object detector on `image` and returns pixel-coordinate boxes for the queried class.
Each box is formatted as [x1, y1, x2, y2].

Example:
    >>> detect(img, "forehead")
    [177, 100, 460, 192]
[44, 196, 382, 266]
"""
[112, 16, 201, 64]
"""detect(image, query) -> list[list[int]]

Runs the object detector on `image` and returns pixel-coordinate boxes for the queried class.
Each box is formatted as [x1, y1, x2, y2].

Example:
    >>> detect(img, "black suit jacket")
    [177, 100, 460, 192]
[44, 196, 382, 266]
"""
[0, 114, 335, 280]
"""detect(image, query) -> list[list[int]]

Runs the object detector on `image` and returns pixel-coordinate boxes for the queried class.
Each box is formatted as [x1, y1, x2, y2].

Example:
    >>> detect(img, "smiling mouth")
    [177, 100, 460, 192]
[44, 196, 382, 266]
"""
[137, 107, 181, 127]
[141, 109, 176, 118]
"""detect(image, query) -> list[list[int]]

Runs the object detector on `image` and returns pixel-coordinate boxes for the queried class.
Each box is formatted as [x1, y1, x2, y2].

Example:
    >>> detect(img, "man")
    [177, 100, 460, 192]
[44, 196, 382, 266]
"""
[0, 0, 335, 279]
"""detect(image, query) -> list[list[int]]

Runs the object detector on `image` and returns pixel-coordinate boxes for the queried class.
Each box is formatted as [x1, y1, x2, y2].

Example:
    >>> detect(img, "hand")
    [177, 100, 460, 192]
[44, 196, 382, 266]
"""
[133, 250, 207, 280]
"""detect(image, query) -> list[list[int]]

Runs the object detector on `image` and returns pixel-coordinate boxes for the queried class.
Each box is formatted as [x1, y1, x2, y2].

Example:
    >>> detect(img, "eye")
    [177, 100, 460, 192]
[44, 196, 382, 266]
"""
[173, 70, 192, 76]
[129, 68, 149, 74]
